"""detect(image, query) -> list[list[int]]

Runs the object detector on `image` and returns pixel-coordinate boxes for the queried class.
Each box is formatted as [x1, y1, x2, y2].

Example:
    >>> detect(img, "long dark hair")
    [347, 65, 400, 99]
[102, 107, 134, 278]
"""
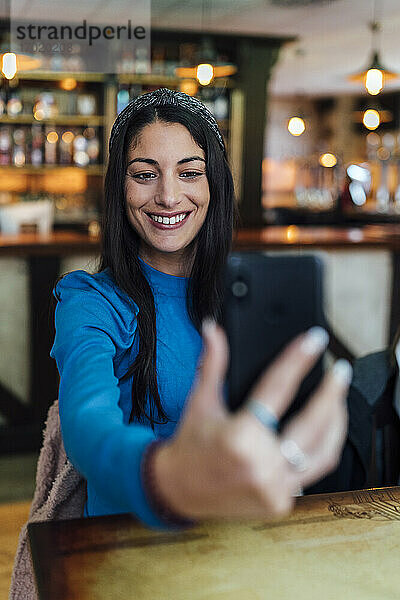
[58, 102, 239, 430]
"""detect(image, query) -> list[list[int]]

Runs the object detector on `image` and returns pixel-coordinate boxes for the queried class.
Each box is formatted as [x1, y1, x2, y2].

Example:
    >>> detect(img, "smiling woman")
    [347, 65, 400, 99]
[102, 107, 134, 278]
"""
[46, 88, 350, 533]
[124, 121, 211, 276]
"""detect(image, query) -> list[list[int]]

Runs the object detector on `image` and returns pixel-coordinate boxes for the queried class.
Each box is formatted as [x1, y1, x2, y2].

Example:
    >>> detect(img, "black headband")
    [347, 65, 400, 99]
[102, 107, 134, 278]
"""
[109, 87, 226, 155]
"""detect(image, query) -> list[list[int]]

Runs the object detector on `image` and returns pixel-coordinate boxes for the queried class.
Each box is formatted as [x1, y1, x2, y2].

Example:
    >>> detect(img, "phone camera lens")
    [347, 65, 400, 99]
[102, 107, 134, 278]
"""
[232, 280, 248, 298]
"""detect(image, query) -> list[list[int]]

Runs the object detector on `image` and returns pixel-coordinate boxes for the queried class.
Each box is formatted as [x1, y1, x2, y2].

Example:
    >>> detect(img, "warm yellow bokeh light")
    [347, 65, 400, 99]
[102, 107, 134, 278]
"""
[377, 146, 390, 160]
[47, 131, 59, 144]
[365, 68, 383, 95]
[366, 132, 380, 146]
[2, 52, 17, 79]
[319, 153, 337, 168]
[60, 77, 77, 91]
[62, 131, 74, 144]
[288, 117, 305, 136]
[286, 225, 299, 242]
[363, 109, 380, 130]
[196, 63, 214, 85]
[178, 79, 198, 96]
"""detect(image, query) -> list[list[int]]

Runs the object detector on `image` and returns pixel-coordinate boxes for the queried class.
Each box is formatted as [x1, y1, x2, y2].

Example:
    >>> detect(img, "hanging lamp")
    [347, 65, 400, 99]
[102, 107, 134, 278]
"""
[348, 2, 397, 95]
[175, 0, 237, 86]
[1, 51, 42, 80]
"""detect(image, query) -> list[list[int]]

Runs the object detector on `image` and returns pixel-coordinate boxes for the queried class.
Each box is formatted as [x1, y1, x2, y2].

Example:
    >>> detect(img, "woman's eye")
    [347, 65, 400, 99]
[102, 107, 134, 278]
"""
[180, 171, 203, 178]
[131, 172, 157, 181]
[128, 171, 203, 181]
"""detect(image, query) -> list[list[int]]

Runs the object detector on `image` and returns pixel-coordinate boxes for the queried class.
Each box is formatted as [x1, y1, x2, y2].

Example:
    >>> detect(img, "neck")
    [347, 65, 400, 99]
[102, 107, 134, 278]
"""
[138, 247, 194, 277]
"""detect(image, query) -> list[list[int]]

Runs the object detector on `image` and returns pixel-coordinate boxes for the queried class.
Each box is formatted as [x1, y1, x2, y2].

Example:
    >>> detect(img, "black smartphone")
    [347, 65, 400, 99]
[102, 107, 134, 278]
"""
[220, 252, 326, 424]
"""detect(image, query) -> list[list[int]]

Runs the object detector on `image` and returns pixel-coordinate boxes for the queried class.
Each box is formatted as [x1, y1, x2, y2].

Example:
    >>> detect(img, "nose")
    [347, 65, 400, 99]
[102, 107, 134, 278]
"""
[154, 172, 182, 209]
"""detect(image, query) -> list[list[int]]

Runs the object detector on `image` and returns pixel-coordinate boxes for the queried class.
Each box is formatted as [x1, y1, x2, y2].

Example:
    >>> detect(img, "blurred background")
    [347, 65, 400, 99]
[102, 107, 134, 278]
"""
[1, 1, 400, 588]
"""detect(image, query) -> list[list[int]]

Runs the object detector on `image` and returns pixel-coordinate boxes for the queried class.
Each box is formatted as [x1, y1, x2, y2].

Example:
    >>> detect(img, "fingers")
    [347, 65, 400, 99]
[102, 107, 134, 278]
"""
[186, 319, 229, 419]
[281, 358, 352, 488]
[243, 326, 329, 420]
[200, 319, 229, 393]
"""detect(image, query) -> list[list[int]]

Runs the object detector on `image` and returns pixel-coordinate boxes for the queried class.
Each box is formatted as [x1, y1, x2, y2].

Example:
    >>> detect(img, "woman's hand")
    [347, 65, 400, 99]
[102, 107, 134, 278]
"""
[153, 321, 351, 521]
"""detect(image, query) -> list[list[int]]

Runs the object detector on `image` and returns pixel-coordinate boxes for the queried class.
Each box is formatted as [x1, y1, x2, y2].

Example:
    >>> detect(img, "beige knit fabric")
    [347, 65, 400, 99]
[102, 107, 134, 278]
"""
[9, 399, 86, 600]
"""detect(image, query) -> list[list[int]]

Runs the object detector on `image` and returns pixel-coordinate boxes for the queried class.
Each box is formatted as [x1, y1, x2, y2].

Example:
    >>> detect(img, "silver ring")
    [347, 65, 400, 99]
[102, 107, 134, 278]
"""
[280, 439, 309, 472]
[246, 399, 279, 432]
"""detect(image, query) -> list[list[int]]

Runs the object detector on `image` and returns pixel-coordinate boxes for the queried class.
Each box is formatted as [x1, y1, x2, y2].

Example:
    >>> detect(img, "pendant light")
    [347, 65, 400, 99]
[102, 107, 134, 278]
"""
[287, 50, 307, 137]
[1, 51, 42, 80]
[1, 28, 42, 80]
[352, 107, 393, 130]
[348, 1, 397, 95]
[175, 0, 237, 86]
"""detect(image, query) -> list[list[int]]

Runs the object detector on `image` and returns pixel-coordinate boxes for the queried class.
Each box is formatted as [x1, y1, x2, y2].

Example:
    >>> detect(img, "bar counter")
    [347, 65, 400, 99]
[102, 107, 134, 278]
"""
[0, 230, 100, 257]
[234, 224, 400, 250]
[1, 224, 398, 453]
[2, 224, 400, 255]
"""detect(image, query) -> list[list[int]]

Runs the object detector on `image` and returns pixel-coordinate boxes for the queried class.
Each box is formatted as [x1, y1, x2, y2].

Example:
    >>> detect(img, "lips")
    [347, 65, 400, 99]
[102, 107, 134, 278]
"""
[147, 211, 190, 218]
[145, 211, 191, 230]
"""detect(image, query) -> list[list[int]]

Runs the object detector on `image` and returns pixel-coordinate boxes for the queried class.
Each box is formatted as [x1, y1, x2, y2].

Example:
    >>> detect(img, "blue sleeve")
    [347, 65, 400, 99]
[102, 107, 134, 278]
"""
[50, 270, 175, 530]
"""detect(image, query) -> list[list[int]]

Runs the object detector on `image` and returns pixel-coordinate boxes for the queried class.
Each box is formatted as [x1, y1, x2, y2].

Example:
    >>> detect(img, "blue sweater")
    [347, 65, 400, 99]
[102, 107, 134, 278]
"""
[50, 257, 203, 529]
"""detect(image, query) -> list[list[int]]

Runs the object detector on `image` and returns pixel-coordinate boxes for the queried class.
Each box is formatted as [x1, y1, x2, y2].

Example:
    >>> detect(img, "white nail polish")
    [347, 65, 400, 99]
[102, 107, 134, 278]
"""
[332, 359, 353, 385]
[301, 326, 329, 355]
[202, 318, 216, 337]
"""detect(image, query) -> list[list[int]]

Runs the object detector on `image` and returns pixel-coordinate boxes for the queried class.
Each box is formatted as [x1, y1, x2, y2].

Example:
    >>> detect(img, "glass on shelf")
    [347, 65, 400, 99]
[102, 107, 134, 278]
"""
[294, 155, 341, 212]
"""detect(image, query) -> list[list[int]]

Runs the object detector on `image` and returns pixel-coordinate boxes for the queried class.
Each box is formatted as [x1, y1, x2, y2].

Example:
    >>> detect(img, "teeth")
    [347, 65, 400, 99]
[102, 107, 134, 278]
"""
[150, 213, 187, 225]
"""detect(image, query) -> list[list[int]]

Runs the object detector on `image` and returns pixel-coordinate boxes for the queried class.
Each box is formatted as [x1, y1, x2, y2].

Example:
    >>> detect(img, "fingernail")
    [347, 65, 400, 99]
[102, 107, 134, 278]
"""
[301, 326, 329, 355]
[332, 359, 353, 386]
[202, 318, 216, 338]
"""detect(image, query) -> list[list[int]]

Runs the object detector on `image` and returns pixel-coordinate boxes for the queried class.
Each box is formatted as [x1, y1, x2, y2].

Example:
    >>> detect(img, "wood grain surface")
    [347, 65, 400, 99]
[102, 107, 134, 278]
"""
[0, 501, 31, 599]
[28, 487, 400, 600]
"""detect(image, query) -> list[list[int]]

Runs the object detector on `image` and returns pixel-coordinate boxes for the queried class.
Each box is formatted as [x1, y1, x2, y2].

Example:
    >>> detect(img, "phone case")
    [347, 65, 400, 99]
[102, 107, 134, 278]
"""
[220, 252, 326, 421]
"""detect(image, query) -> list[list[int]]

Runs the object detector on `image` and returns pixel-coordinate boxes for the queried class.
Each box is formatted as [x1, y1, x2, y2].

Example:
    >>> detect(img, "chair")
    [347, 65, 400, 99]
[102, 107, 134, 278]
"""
[369, 369, 400, 487]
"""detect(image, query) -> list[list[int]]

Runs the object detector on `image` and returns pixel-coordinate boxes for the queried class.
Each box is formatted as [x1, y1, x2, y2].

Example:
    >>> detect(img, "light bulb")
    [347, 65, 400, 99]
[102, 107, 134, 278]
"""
[319, 153, 337, 168]
[365, 68, 383, 95]
[2, 53, 17, 80]
[363, 109, 380, 130]
[288, 117, 305, 136]
[197, 63, 214, 85]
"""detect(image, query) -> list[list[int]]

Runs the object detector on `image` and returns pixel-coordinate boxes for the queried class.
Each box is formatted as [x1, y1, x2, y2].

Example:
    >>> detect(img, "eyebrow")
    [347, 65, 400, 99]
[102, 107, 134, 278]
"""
[127, 155, 206, 167]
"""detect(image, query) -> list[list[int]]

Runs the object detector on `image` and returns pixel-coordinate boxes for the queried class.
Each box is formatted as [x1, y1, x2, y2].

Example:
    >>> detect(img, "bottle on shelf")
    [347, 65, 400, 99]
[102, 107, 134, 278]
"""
[117, 87, 130, 114]
[84, 127, 100, 164]
[77, 94, 97, 117]
[0, 127, 11, 165]
[72, 133, 89, 167]
[12, 128, 26, 167]
[213, 88, 229, 121]
[33, 92, 58, 120]
[7, 92, 23, 117]
[31, 125, 43, 166]
[59, 129, 73, 165]
[135, 47, 150, 74]
[44, 126, 58, 164]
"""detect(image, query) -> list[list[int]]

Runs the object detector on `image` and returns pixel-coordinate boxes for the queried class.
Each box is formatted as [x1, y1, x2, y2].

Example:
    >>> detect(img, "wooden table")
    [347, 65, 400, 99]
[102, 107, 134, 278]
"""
[28, 486, 400, 600]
